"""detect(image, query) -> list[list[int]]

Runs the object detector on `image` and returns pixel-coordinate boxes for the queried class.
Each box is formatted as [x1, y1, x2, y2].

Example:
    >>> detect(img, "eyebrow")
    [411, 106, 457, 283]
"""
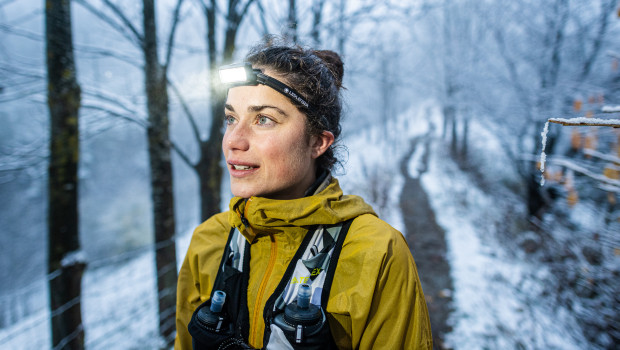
[225, 103, 288, 117]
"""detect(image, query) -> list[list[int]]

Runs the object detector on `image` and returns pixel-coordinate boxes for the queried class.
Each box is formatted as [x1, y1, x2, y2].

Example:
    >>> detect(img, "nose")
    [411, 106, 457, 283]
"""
[223, 121, 250, 152]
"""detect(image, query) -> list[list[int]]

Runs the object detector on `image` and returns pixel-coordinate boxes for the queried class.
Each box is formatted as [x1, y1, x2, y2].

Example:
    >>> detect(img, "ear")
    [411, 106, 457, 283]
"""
[310, 131, 335, 159]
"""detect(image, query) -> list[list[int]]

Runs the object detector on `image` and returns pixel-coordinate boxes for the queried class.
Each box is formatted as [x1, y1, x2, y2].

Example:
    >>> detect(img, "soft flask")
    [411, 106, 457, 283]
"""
[189, 291, 251, 349]
[271, 284, 331, 349]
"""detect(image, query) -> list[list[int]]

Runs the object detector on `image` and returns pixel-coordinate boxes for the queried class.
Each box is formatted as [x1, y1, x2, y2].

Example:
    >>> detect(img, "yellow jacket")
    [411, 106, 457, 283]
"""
[175, 178, 432, 349]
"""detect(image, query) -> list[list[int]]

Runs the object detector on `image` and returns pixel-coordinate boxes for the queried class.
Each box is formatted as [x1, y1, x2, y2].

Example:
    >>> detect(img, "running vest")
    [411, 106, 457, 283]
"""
[188, 219, 353, 350]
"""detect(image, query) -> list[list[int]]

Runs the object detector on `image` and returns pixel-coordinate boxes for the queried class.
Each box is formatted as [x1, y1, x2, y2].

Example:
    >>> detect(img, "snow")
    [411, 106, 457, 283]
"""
[0, 230, 195, 350]
[601, 105, 620, 113]
[421, 140, 587, 349]
[61, 250, 87, 268]
[540, 121, 549, 186]
[548, 117, 620, 127]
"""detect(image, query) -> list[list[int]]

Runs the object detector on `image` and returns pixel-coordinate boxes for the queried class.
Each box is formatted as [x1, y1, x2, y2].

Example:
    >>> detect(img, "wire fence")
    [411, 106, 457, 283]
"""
[0, 232, 190, 349]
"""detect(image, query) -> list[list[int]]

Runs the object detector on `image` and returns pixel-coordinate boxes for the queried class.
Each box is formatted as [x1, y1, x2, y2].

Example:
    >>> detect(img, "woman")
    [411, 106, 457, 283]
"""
[175, 40, 432, 349]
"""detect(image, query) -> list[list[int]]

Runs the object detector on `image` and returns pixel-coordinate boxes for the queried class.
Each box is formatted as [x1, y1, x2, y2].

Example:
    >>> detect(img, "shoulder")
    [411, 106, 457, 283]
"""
[345, 214, 410, 258]
[185, 211, 231, 268]
[335, 213, 413, 288]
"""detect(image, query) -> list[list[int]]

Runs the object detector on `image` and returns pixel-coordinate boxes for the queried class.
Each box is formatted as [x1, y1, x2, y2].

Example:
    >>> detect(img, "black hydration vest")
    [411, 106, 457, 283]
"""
[188, 220, 353, 350]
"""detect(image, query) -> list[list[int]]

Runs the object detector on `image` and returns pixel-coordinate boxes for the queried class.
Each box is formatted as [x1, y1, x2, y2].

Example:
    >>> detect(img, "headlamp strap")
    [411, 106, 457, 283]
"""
[255, 72, 310, 109]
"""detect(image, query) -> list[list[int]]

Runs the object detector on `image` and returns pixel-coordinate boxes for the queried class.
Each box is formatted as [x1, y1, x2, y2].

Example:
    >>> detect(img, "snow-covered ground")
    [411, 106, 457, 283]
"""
[0, 102, 594, 349]
[422, 140, 588, 349]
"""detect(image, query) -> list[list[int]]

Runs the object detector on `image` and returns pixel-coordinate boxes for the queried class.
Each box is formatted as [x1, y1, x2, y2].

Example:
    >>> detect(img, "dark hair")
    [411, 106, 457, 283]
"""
[245, 38, 345, 172]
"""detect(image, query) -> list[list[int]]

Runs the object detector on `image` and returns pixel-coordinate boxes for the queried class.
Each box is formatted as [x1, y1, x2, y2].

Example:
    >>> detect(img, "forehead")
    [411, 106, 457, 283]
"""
[226, 84, 298, 112]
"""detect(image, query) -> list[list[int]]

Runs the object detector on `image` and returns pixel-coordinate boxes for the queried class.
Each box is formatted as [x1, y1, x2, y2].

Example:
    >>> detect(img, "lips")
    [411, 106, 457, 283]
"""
[228, 161, 259, 176]
[232, 164, 255, 170]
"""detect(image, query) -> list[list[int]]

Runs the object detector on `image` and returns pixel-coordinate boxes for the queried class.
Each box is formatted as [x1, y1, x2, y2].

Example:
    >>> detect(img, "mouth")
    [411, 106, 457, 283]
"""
[228, 162, 259, 174]
[231, 164, 256, 170]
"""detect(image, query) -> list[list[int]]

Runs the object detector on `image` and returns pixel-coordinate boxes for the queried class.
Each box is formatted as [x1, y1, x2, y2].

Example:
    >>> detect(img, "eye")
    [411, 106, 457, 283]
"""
[256, 115, 275, 126]
[224, 115, 236, 126]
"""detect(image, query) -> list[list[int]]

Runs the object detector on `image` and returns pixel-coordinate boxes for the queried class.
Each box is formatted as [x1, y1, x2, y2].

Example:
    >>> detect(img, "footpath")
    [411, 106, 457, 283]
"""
[398, 131, 453, 349]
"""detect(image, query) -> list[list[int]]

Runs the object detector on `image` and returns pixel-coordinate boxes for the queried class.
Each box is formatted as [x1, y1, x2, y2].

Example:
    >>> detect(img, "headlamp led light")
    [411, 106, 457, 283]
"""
[218, 62, 311, 110]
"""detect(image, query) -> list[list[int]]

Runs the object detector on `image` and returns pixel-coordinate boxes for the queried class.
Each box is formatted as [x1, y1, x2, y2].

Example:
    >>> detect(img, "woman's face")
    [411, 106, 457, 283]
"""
[222, 78, 332, 200]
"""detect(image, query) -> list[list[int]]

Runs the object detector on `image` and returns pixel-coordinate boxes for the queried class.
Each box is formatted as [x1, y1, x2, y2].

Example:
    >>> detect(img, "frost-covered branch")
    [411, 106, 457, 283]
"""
[583, 149, 620, 164]
[602, 105, 620, 113]
[548, 117, 620, 128]
[545, 156, 620, 193]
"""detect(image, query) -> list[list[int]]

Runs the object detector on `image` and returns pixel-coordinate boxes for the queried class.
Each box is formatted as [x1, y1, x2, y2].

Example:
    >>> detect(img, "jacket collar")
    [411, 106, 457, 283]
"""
[228, 177, 375, 243]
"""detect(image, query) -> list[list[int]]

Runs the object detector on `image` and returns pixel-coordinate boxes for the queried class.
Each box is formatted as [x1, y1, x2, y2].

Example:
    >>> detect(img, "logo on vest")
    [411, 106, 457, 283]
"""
[291, 268, 323, 284]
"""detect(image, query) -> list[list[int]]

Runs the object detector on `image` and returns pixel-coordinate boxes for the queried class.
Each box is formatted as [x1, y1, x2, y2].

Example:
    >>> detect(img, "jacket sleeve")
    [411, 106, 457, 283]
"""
[174, 251, 202, 350]
[359, 233, 432, 349]
[327, 215, 433, 350]
[174, 214, 230, 350]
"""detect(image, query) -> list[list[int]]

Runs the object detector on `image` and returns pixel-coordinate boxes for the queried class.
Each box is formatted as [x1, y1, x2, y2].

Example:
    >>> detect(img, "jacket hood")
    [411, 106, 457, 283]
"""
[228, 177, 375, 242]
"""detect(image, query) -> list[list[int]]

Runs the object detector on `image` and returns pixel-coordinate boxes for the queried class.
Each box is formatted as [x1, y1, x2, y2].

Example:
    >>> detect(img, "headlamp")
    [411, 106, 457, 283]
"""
[218, 62, 311, 110]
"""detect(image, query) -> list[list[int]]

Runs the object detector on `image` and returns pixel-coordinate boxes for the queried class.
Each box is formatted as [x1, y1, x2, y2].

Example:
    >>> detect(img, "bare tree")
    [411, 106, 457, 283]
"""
[74, 0, 185, 345]
[286, 0, 298, 42]
[143, 0, 181, 345]
[310, 0, 326, 45]
[46, 0, 85, 348]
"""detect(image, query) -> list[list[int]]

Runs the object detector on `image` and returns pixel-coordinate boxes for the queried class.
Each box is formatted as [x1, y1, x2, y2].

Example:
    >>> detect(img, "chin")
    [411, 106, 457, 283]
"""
[230, 185, 259, 199]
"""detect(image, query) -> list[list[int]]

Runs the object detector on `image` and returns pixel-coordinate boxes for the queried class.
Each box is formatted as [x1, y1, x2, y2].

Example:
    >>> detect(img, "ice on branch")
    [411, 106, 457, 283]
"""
[540, 121, 549, 186]
[61, 250, 87, 268]
[548, 117, 620, 128]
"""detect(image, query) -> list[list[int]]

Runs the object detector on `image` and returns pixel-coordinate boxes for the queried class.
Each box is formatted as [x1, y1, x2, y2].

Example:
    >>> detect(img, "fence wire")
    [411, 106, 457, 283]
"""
[0, 234, 187, 349]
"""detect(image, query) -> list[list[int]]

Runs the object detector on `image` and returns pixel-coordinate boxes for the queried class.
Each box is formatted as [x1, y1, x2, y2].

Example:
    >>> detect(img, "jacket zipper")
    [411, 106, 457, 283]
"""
[249, 232, 277, 347]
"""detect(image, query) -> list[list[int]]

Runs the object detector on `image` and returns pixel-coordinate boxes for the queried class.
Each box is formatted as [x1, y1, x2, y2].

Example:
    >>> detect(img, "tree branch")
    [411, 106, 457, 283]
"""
[101, 0, 143, 44]
[169, 140, 195, 170]
[81, 88, 144, 118]
[0, 23, 43, 41]
[238, 0, 256, 23]
[546, 156, 620, 193]
[81, 103, 150, 129]
[579, 0, 616, 80]
[548, 117, 620, 128]
[73, 43, 142, 68]
[252, 0, 270, 35]
[167, 79, 202, 147]
[74, 0, 143, 48]
[583, 149, 620, 164]
[164, 0, 186, 69]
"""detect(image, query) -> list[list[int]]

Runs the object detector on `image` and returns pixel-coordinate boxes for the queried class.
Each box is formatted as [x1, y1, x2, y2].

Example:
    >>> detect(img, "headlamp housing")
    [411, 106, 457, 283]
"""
[218, 62, 311, 110]
[218, 62, 257, 85]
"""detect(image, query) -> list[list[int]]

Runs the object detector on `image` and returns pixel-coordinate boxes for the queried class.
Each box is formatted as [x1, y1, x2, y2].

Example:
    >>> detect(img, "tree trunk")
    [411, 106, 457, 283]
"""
[287, 0, 297, 42]
[143, 0, 177, 346]
[199, 96, 224, 220]
[310, 0, 324, 45]
[337, 0, 345, 55]
[46, 1, 86, 349]
[461, 113, 468, 158]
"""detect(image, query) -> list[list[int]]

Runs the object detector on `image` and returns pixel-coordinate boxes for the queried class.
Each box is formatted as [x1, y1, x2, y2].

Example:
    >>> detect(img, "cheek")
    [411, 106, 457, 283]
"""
[263, 135, 309, 172]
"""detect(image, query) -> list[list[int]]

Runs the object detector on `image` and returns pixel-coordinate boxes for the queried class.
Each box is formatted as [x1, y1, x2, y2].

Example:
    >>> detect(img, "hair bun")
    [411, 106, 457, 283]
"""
[314, 50, 344, 88]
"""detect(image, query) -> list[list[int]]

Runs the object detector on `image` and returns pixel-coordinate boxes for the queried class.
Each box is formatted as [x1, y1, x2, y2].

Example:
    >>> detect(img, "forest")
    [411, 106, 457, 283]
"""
[0, 0, 619, 349]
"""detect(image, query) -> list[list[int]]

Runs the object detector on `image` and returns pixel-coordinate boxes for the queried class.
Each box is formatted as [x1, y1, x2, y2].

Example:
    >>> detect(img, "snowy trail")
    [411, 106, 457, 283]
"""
[420, 131, 587, 350]
[399, 129, 453, 349]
